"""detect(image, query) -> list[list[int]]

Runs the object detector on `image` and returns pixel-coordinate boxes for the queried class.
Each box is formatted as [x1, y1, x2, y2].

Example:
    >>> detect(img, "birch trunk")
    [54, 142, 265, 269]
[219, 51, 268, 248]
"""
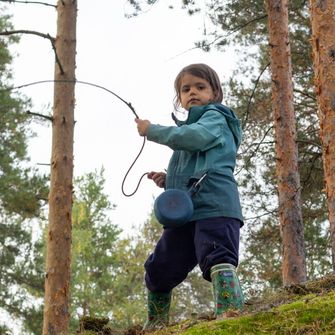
[43, 1, 77, 334]
[310, 0, 335, 270]
[265, 0, 307, 285]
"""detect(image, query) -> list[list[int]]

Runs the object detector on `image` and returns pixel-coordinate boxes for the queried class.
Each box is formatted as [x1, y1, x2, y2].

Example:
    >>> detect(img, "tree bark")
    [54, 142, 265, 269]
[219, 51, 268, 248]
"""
[43, 1, 77, 334]
[310, 0, 335, 270]
[265, 0, 307, 285]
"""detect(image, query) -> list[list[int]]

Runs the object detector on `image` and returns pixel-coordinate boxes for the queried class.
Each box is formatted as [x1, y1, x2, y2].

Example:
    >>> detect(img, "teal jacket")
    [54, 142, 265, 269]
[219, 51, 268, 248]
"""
[147, 103, 244, 224]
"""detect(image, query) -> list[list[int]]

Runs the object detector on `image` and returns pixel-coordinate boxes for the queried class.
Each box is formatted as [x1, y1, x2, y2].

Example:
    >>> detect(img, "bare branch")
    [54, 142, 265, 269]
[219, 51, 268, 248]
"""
[223, 14, 268, 40]
[0, 29, 64, 74]
[204, 14, 269, 50]
[244, 207, 278, 221]
[242, 62, 270, 129]
[293, 88, 316, 101]
[0, 29, 54, 41]
[296, 139, 322, 149]
[0, 0, 56, 7]
[235, 125, 274, 175]
[167, 14, 268, 61]
[26, 110, 53, 121]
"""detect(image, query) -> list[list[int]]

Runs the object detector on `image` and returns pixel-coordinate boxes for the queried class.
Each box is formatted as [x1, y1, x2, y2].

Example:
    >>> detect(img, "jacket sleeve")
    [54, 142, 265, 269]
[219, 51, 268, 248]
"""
[147, 111, 227, 152]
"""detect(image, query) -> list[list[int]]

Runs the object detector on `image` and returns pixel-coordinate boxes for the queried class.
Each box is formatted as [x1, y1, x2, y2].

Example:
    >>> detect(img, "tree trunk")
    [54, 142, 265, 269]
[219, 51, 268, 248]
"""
[265, 0, 307, 285]
[43, 1, 77, 334]
[310, 0, 335, 270]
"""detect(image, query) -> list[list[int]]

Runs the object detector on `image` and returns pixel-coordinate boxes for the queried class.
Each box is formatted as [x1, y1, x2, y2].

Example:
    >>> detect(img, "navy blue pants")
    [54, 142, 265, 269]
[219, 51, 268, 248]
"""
[144, 216, 241, 293]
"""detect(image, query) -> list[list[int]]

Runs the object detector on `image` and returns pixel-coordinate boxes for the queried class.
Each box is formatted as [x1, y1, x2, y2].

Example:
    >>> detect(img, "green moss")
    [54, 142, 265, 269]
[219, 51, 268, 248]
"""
[157, 291, 335, 335]
[77, 278, 335, 335]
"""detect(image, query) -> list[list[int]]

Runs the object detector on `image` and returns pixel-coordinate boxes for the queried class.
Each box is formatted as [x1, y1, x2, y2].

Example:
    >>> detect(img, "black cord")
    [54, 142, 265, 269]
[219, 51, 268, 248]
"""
[121, 136, 148, 197]
[5, 78, 147, 196]
[9, 79, 139, 118]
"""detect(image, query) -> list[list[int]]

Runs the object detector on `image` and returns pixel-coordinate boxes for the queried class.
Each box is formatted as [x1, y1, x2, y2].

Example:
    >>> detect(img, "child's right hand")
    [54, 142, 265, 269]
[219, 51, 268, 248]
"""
[135, 118, 151, 136]
[147, 171, 166, 188]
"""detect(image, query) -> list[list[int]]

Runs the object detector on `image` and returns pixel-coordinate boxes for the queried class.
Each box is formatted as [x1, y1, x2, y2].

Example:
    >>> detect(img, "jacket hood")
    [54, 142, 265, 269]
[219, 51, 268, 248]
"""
[171, 103, 242, 149]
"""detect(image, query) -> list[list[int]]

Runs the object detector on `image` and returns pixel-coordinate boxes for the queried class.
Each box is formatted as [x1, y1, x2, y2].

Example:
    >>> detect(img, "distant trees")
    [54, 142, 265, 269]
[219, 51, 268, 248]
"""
[0, 8, 48, 335]
[70, 170, 121, 329]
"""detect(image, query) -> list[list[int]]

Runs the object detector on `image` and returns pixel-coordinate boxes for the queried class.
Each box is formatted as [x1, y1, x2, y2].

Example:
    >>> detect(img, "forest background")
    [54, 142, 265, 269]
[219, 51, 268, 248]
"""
[0, 0, 333, 334]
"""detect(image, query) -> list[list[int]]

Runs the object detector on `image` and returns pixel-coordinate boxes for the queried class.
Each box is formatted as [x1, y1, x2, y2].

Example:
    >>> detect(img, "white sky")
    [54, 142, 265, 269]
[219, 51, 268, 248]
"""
[7, 0, 237, 236]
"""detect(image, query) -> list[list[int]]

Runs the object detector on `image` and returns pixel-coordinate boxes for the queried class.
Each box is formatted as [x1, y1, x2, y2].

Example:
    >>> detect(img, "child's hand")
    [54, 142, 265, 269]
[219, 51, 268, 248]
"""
[135, 118, 151, 136]
[147, 171, 166, 188]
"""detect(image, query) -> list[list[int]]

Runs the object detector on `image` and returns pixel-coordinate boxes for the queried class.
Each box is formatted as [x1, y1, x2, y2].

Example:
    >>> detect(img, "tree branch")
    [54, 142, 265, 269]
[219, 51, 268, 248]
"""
[167, 14, 268, 60]
[235, 125, 274, 175]
[225, 14, 268, 39]
[242, 62, 270, 129]
[26, 110, 53, 121]
[245, 207, 278, 221]
[0, 29, 64, 74]
[293, 88, 316, 101]
[203, 14, 269, 50]
[0, 29, 54, 41]
[296, 139, 322, 149]
[0, 0, 56, 7]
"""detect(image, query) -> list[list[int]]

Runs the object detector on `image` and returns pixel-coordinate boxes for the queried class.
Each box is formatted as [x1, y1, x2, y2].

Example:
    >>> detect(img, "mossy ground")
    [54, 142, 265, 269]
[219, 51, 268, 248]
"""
[78, 273, 335, 335]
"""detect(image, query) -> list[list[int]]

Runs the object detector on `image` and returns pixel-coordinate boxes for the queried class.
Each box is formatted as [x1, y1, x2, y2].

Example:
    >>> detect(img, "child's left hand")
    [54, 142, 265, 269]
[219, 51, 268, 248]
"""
[147, 171, 166, 188]
[135, 118, 151, 136]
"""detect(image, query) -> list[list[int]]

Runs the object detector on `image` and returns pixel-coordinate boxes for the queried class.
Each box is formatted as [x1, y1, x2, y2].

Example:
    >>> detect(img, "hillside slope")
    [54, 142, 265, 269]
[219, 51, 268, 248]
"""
[79, 273, 335, 335]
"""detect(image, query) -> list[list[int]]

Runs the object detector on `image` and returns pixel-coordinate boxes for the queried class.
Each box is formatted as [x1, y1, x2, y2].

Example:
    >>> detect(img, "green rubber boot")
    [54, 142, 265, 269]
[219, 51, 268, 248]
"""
[142, 290, 172, 331]
[210, 263, 244, 318]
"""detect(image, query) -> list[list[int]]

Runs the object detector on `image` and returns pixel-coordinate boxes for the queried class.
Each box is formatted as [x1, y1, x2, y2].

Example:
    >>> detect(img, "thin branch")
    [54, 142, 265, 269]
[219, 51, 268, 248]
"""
[167, 14, 268, 61]
[225, 14, 268, 39]
[296, 139, 322, 149]
[0, 29, 54, 41]
[207, 14, 268, 49]
[235, 125, 274, 175]
[293, 88, 317, 101]
[0, 0, 56, 7]
[242, 62, 270, 129]
[26, 110, 53, 121]
[0, 30, 64, 74]
[244, 207, 278, 221]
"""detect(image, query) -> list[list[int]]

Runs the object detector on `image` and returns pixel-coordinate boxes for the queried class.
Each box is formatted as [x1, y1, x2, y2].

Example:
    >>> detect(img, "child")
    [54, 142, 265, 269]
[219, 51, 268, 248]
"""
[135, 63, 244, 330]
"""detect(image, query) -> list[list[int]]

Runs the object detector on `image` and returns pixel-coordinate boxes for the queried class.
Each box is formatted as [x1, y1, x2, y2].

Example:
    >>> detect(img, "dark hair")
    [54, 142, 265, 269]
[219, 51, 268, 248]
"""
[173, 63, 223, 110]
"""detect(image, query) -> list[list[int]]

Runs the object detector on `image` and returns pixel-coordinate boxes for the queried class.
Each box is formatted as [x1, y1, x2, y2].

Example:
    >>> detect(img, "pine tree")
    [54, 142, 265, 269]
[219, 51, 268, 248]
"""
[265, 0, 306, 285]
[310, 0, 335, 271]
[43, 0, 77, 333]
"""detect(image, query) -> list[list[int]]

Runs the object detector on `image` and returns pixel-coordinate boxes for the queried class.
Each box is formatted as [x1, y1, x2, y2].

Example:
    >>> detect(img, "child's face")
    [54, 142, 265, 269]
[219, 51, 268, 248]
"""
[179, 73, 215, 111]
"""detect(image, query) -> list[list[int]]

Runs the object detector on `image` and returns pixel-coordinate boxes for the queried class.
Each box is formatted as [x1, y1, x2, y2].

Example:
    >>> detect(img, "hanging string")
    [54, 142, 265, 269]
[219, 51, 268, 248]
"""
[5, 79, 147, 196]
[121, 136, 148, 197]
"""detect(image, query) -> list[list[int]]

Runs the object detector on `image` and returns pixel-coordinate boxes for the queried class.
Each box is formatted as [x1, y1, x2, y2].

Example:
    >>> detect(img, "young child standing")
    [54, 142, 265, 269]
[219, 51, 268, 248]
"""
[135, 63, 244, 330]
